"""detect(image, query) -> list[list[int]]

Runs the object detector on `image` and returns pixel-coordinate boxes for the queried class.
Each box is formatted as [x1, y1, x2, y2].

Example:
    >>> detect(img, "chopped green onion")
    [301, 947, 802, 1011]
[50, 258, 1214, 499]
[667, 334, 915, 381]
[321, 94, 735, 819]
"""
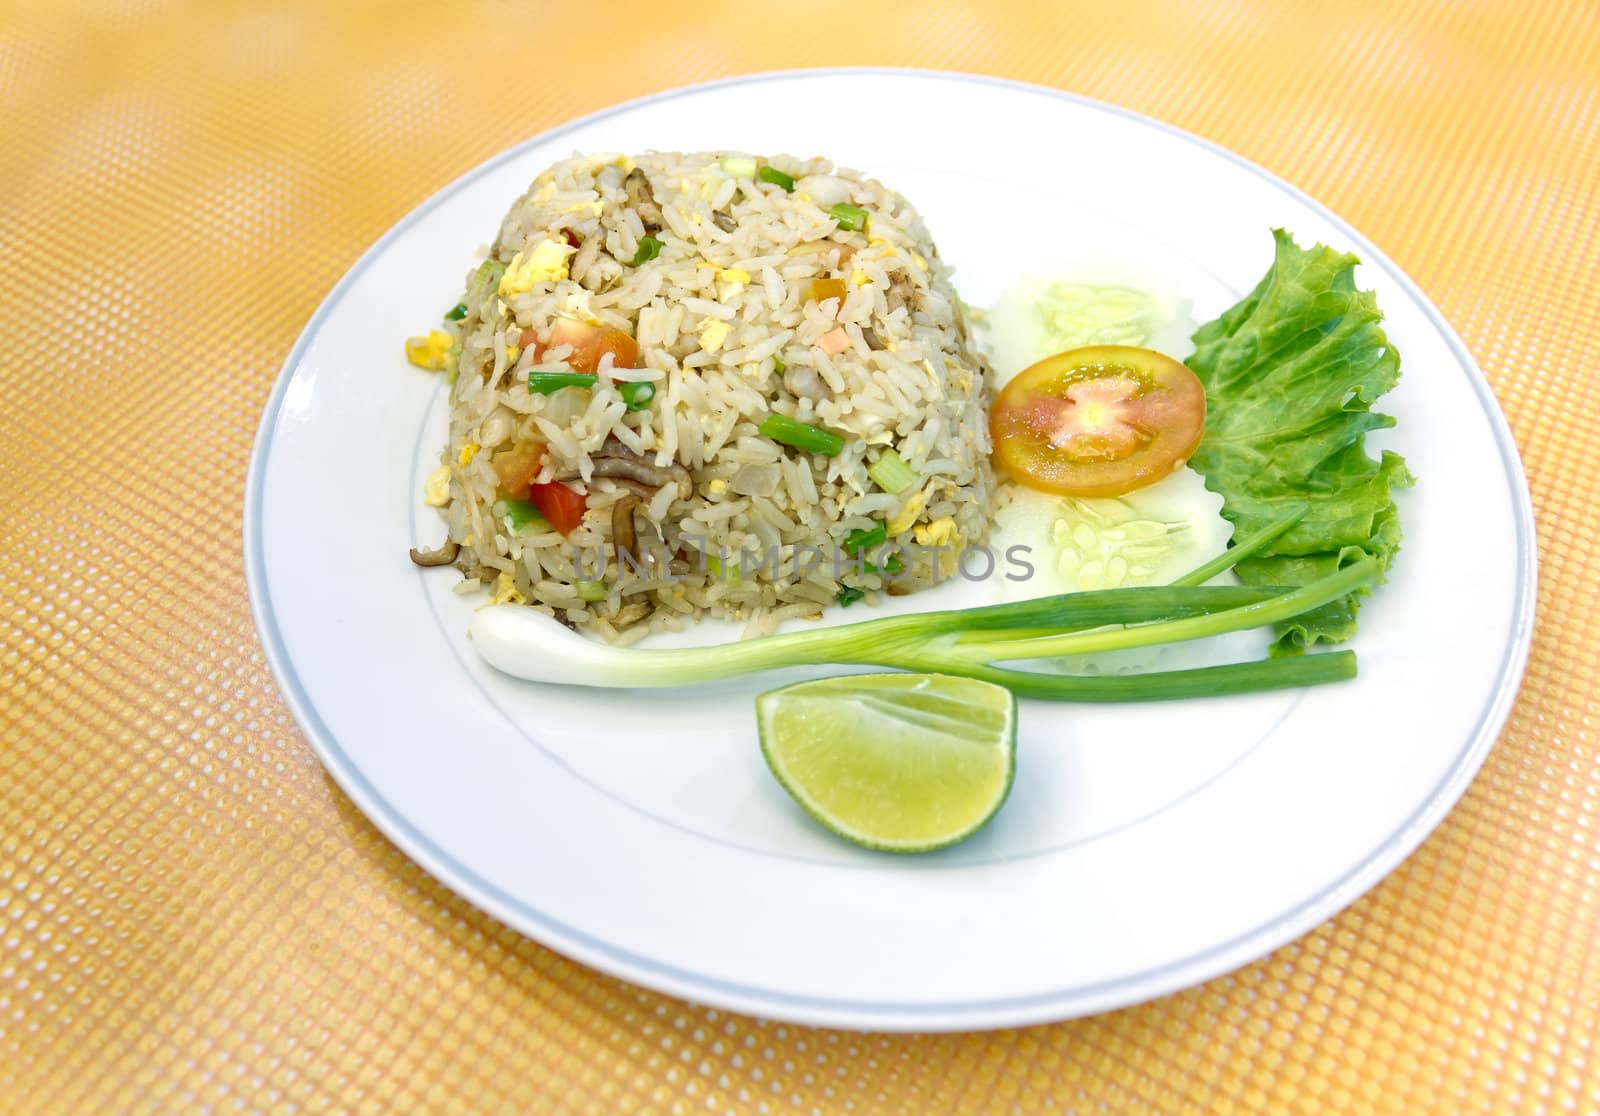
[772, 354, 787, 374]
[843, 524, 888, 554]
[492, 497, 546, 533]
[528, 371, 598, 395]
[759, 413, 845, 456]
[836, 585, 865, 607]
[866, 449, 917, 494]
[575, 580, 608, 602]
[720, 154, 757, 178]
[705, 554, 741, 582]
[630, 236, 664, 267]
[830, 203, 869, 231]
[444, 302, 468, 321]
[861, 554, 905, 577]
[758, 166, 796, 192]
[527, 370, 653, 407]
[618, 380, 656, 411]
[843, 523, 907, 578]
[466, 258, 505, 303]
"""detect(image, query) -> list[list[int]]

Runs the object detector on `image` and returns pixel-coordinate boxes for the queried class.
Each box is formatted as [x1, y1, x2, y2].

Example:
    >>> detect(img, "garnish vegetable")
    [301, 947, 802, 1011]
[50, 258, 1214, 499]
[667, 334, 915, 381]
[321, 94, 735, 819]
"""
[757, 674, 1017, 853]
[989, 345, 1207, 498]
[472, 509, 1372, 701]
[1186, 230, 1413, 653]
[1033, 283, 1159, 348]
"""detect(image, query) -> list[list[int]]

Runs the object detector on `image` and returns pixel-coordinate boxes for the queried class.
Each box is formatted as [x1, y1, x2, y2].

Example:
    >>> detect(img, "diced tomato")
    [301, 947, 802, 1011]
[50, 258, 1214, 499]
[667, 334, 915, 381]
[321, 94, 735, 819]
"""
[562, 229, 581, 249]
[526, 481, 587, 535]
[806, 277, 849, 306]
[519, 319, 639, 375]
[490, 440, 544, 497]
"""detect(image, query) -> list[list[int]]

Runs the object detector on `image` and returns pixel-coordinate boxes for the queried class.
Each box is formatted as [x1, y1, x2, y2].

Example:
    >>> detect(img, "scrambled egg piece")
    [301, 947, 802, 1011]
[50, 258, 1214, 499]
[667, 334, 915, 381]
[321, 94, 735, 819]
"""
[499, 239, 575, 296]
[405, 331, 455, 371]
[912, 253, 927, 271]
[423, 464, 451, 507]
[718, 268, 750, 285]
[850, 269, 871, 287]
[914, 516, 957, 547]
[457, 442, 480, 467]
[886, 488, 928, 536]
[707, 478, 729, 496]
[584, 152, 633, 174]
[562, 194, 604, 217]
[490, 570, 526, 606]
[698, 320, 730, 353]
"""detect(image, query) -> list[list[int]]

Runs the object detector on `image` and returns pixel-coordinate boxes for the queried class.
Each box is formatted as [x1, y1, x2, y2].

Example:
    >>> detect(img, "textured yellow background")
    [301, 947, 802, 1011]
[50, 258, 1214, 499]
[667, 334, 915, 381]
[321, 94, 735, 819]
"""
[2, 0, 1597, 1111]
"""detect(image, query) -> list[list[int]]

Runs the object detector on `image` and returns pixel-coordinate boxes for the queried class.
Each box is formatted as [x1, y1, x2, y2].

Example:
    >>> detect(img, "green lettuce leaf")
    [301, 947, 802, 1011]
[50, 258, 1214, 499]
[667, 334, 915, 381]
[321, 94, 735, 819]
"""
[1187, 229, 1414, 654]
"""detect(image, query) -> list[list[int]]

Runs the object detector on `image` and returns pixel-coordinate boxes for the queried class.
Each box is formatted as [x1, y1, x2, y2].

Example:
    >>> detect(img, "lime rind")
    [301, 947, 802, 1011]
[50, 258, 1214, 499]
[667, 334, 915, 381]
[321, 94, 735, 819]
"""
[756, 673, 1018, 853]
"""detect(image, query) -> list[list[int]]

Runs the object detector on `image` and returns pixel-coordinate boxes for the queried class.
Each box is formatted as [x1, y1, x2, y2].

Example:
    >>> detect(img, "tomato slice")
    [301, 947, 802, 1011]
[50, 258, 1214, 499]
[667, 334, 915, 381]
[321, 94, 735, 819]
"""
[520, 319, 638, 375]
[526, 481, 587, 535]
[989, 345, 1206, 498]
[490, 440, 544, 497]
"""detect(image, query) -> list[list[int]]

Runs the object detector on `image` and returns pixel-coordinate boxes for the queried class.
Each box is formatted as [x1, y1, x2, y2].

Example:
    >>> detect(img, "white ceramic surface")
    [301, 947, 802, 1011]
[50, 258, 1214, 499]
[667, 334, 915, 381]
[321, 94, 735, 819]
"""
[244, 70, 1536, 1031]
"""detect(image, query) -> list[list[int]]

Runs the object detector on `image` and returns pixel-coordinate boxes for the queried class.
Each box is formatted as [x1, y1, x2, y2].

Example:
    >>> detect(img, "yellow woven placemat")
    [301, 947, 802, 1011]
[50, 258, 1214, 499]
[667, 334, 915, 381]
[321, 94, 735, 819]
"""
[3, 1, 1596, 1112]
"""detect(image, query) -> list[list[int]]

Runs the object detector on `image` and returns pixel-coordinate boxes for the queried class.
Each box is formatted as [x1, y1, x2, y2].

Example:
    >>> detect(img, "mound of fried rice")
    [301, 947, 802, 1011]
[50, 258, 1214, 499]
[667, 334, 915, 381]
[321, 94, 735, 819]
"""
[414, 151, 993, 643]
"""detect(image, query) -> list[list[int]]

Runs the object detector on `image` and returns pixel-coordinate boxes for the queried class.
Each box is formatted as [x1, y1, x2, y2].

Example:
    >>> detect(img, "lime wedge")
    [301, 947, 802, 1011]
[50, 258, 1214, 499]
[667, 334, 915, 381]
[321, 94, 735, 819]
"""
[756, 673, 1017, 853]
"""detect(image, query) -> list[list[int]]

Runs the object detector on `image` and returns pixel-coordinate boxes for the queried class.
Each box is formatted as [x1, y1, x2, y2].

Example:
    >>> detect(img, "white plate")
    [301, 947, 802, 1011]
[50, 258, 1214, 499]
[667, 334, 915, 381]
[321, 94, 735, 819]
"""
[244, 70, 1535, 1031]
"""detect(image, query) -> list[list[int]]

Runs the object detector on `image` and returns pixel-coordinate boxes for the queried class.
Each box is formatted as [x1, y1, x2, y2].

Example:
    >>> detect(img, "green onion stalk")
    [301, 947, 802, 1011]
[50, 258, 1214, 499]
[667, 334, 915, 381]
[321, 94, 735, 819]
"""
[472, 508, 1372, 702]
[526, 371, 656, 411]
[758, 413, 845, 456]
[758, 166, 796, 192]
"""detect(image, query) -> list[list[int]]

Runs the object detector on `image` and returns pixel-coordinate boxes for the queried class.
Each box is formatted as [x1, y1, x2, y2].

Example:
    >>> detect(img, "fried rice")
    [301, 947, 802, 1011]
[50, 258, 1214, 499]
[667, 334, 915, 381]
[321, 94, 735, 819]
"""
[415, 151, 994, 643]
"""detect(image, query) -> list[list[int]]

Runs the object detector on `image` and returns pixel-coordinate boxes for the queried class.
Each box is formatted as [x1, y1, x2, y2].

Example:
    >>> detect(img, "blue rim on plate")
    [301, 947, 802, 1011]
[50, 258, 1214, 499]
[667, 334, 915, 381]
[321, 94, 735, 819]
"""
[244, 68, 1537, 1030]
